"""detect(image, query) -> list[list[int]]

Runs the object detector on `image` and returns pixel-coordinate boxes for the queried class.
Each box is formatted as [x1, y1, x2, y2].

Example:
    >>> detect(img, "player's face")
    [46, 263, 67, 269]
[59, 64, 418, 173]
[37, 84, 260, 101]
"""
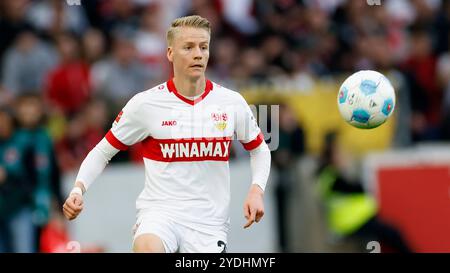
[167, 27, 210, 79]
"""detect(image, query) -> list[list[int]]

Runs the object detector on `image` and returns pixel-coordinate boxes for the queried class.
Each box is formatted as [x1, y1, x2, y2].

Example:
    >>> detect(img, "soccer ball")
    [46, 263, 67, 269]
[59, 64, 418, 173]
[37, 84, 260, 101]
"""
[337, 70, 396, 129]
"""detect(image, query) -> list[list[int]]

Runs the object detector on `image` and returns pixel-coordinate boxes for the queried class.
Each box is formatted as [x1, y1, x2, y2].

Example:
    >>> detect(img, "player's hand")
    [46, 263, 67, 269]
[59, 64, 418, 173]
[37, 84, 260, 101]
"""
[243, 184, 264, 229]
[63, 189, 84, 221]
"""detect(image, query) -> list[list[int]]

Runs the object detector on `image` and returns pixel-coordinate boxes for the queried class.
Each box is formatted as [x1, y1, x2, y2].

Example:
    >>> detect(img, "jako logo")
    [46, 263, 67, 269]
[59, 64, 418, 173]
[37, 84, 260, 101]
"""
[162, 120, 177, 126]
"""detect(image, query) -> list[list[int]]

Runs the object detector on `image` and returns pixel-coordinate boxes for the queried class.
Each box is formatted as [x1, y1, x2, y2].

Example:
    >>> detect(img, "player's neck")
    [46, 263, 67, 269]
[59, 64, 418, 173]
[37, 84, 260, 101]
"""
[172, 76, 206, 98]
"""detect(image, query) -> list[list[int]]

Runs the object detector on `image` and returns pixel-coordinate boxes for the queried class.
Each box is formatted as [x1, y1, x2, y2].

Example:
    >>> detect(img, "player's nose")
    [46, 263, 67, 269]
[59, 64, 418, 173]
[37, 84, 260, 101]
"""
[193, 46, 203, 59]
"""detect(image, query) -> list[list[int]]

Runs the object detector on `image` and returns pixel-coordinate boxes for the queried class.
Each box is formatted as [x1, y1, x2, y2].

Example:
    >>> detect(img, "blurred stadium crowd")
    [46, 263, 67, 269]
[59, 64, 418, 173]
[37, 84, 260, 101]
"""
[0, 0, 450, 253]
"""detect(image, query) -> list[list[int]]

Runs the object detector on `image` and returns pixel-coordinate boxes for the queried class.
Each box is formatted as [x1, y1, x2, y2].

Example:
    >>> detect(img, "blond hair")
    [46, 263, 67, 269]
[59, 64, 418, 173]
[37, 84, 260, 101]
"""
[166, 15, 211, 46]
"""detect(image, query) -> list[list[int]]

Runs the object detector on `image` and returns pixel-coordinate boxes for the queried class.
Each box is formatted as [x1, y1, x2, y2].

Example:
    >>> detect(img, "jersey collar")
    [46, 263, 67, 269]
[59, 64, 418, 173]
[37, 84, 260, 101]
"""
[166, 78, 213, 106]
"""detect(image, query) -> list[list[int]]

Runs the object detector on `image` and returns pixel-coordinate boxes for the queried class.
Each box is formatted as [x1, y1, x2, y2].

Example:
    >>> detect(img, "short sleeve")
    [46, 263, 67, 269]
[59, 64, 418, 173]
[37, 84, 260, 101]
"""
[234, 94, 265, 151]
[105, 94, 149, 150]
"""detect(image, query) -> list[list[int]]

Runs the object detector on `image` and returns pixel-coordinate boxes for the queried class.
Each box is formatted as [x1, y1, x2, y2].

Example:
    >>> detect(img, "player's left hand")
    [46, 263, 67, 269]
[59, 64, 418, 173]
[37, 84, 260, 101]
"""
[243, 184, 264, 229]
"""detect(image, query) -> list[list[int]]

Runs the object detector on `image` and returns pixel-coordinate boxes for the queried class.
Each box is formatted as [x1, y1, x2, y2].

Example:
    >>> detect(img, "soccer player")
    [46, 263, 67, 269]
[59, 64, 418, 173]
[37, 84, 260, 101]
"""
[62, 15, 271, 253]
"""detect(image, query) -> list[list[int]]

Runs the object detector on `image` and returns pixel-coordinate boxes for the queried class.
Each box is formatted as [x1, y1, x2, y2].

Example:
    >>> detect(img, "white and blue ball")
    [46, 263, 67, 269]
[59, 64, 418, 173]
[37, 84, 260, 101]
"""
[337, 70, 396, 129]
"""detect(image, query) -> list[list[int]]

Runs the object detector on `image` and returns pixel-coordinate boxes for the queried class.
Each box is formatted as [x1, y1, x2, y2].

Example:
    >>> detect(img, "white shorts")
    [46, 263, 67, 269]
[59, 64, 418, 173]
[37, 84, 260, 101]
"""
[132, 211, 228, 253]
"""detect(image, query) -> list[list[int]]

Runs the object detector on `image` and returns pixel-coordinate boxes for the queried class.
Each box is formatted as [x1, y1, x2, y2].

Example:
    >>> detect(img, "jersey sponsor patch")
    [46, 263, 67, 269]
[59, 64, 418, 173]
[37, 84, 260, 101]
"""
[141, 137, 232, 162]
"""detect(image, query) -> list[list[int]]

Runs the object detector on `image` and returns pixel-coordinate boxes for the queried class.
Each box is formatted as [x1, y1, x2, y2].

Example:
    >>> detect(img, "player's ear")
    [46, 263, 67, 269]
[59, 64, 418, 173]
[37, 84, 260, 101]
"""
[167, 47, 173, 62]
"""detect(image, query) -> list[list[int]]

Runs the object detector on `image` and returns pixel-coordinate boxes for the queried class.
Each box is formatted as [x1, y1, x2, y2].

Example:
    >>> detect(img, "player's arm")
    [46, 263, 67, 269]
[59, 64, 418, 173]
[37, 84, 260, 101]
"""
[63, 138, 119, 220]
[234, 95, 271, 229]
[243, 138, 271, 229]
[63, 94, 148, 221]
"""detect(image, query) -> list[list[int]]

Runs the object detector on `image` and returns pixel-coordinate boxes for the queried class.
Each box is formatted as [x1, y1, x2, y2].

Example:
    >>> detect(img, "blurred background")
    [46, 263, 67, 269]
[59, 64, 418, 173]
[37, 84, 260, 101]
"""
[1, 0, 450, 253]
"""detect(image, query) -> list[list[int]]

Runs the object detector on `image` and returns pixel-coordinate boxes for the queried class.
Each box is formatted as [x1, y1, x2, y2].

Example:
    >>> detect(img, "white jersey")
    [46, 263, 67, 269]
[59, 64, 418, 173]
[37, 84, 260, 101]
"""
[105, 79, 264, 234]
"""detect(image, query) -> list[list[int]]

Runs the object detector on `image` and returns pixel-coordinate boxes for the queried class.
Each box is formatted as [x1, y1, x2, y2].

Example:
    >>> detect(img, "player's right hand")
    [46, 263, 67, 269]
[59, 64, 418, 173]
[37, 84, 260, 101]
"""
[63, 192, 84, 220]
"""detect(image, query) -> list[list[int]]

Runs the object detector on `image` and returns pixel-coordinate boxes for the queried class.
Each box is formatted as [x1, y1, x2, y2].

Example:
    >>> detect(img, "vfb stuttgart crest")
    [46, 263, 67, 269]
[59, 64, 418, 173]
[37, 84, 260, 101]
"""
[211, 112, 228, 131]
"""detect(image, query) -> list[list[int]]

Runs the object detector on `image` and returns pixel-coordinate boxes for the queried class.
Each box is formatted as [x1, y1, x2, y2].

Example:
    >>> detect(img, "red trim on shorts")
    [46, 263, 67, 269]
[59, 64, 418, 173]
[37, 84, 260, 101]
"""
[141, 136, 232, 162]
[105, 130, 129, 151]
[241, 132, 265, 151]
[166, 79, 213, 106]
